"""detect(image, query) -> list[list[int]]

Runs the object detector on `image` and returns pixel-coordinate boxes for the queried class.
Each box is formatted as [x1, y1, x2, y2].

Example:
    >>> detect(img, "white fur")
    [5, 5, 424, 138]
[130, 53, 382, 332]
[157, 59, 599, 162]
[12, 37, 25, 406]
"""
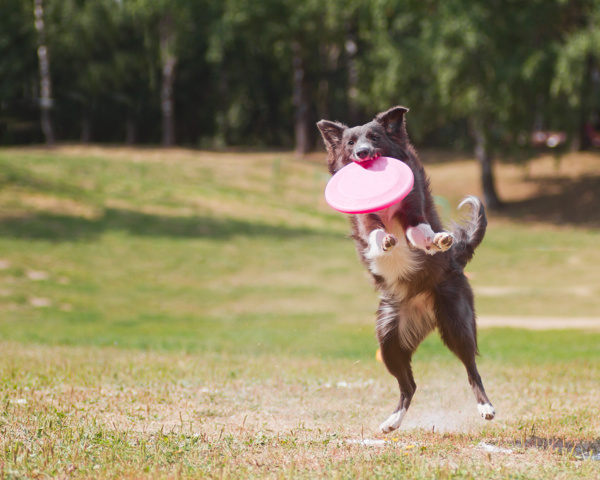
[397, 292, 436, 350]
[433, 232, 454, 250]
[458, 195, 480, 211]
[406, 223, 453, 254]
[379, 408, 407, 433]
[406, 223, 435, 252]
[365, 229, 390, 258]
[378, 292, 437, 349]
[477, 403, 496, 420]
[366, 217, 433, 343]
[365, 225, 422, 291]
[377, 302, 401, 342]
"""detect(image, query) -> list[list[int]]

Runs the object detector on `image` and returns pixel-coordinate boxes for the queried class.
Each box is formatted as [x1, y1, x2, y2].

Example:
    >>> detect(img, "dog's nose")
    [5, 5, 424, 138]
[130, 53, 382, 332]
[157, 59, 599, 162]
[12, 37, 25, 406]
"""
[355, 147, 371, 160]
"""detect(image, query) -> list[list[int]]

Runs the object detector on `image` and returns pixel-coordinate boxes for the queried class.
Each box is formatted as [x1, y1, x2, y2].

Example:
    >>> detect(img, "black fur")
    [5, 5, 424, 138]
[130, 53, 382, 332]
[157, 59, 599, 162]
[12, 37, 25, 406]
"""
[317, 106, 495, 433]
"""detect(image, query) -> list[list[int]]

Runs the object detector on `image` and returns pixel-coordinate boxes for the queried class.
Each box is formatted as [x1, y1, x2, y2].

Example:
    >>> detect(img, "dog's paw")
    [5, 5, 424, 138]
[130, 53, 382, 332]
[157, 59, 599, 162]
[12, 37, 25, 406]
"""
[382, 234, 398, 252]
[379, 409, 406, 434]
[433, 232, 453, 252]
[477, 403, 496, 421]
[406, 224, 453, 255]
[406, 224, 434, 252]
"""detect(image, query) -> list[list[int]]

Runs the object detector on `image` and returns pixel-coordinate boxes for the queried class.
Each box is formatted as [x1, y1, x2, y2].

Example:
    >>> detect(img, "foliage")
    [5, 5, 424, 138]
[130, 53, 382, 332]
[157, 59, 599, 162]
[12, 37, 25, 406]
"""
[1, 0, 600, 151]
[0, 0, 39, 143]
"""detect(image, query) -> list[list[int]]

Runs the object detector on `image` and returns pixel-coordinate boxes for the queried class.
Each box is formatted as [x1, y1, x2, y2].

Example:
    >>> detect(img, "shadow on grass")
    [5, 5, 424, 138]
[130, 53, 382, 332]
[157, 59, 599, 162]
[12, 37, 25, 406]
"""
[0, 160, 89, 199]
[506, 436, 600, 460]
[0, 207, 339, 241]
[496, 175, 600, 227]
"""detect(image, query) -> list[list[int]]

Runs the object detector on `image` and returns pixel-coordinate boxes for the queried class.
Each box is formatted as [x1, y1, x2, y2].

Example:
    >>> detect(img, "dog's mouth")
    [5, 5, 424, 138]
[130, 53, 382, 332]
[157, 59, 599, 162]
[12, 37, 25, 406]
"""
[352, 152, 382, 163]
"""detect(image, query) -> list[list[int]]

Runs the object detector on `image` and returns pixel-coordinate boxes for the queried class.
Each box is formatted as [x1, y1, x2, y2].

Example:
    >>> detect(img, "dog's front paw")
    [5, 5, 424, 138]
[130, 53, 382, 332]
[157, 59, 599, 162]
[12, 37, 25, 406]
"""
[407, 225, 454, 255]
[382, 234, 398, 252]
[406, 224, 432, 251]
[433, 232, 453, 252]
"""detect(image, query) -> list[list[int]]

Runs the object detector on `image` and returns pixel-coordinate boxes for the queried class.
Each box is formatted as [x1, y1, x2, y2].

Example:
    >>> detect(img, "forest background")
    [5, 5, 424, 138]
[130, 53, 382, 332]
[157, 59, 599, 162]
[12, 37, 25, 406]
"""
[1, 0, 600, 206]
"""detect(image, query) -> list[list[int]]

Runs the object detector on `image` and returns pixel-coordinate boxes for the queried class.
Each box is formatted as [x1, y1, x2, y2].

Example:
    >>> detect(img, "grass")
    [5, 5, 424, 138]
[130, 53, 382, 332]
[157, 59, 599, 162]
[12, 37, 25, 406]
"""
[1, 341, 599, 479]
[0, 146, 599, 478]
[470, 225, 600, 317]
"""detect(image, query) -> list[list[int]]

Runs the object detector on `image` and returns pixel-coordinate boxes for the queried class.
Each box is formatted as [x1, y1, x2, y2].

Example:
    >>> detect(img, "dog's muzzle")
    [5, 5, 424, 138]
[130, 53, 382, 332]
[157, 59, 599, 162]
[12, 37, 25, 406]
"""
[353, 145, 381, 163]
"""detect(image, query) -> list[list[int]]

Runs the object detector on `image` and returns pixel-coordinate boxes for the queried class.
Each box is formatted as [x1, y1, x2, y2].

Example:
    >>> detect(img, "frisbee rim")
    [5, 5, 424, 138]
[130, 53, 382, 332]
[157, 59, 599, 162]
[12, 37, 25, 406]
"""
[324, 156, 414, 214]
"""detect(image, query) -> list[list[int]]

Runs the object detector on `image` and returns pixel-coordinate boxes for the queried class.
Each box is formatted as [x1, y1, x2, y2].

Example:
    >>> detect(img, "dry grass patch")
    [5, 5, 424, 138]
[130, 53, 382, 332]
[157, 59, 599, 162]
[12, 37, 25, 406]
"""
[1, 342, 599, 479]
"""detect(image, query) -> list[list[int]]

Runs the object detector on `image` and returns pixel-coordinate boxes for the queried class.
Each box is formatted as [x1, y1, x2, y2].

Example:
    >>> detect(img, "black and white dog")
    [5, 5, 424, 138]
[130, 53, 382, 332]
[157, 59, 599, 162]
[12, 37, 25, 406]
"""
[317, 106, 495, 433]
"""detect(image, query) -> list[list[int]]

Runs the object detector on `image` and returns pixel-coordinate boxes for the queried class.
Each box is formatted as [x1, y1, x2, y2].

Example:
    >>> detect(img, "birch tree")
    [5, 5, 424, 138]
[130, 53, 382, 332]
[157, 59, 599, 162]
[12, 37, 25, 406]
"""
[33, 0, 55, 145]
[126, 0, 192, 147]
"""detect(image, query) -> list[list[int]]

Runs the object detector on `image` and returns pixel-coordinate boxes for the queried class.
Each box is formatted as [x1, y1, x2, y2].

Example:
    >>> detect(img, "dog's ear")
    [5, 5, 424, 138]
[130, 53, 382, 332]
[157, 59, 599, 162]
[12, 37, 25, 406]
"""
[317, 120, 347, 153]
[375, 106, 409, 136]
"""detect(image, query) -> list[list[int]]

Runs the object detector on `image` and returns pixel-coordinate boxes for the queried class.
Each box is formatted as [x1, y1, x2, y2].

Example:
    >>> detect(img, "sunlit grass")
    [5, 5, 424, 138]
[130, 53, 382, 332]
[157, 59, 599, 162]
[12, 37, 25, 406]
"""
[0, 147, 599, 356]
[1, 341, 599, 479]
[0, 147, 599, 478]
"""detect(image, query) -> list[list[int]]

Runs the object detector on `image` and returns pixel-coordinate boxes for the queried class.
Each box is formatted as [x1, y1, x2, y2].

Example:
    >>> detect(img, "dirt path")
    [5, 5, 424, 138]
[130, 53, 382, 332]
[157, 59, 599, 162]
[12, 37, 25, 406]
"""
[478, 316, 600, 330]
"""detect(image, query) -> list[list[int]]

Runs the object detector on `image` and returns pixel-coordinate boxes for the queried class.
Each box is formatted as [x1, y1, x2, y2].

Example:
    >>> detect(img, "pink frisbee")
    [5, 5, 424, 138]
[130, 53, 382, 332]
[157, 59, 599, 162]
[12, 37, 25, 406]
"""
[324, 156, 414, 214]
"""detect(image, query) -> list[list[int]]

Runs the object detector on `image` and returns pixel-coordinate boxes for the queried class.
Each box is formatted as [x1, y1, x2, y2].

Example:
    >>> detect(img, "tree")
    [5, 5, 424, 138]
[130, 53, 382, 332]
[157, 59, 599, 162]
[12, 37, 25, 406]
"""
[351, 0, 438, 140]
[419, 0, 577, 209]
[353, 0, 591, 209]
[125, 0, 196, 146]
[1, 0, 599, 166]
[210, 0, 364, 155]
[0, 0, 38, 144]
[42, 0, 150, 143]
[33, 0, 55, 145]
[551, 0, 600, 149]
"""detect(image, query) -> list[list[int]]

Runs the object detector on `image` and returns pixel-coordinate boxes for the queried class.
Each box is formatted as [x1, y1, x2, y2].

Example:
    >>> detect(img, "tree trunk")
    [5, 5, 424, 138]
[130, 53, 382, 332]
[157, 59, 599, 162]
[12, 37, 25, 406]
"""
[33, 0, 55, 145]
[159, 14, 177, 147]
[317, 43, 340, 122]
[80, 111, 92, 144]
[470, 121, 502, 210]
[292, 39, 312, 156]
[316, 43, 342, 124]
[125, 109, 137, 145]
[578, 54, 594, 150]
[345, 36, 359, 125]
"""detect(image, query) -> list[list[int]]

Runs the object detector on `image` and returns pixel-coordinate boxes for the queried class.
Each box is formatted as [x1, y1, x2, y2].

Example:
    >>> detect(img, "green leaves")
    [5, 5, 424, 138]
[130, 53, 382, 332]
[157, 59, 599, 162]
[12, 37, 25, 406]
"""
[1, 0, 599, 152]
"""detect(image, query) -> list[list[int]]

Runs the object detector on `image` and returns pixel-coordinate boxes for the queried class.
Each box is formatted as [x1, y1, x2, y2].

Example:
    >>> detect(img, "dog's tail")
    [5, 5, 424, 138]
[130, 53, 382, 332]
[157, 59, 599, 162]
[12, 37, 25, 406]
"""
[451, 196, 487, 268]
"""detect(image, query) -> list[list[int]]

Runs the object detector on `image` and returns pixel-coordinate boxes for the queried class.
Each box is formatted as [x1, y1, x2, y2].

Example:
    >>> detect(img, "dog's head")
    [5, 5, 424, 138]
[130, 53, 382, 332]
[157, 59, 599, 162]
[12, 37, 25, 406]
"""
[317, 106, 410, 174]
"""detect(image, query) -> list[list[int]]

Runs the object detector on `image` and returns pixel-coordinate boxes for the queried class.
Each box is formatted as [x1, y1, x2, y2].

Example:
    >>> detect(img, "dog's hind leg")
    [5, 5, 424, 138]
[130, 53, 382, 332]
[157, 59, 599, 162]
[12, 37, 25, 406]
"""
[434, 278, 495, 420]
[376, 302, 420, 434]
[377, 341, 415, 433]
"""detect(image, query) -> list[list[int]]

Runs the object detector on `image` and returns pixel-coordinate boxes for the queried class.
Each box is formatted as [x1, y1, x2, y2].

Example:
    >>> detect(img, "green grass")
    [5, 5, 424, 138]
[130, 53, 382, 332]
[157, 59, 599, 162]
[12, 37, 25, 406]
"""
[0, 147, 599, 479]
[0, 147, 599, 355]
[468, 225, 600, 317]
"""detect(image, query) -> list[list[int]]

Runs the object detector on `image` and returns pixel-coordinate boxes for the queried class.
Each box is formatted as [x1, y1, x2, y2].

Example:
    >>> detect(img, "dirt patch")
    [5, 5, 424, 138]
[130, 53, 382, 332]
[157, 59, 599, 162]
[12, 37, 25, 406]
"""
[414, 149, 600, 227]
[497, 173, 600, 227]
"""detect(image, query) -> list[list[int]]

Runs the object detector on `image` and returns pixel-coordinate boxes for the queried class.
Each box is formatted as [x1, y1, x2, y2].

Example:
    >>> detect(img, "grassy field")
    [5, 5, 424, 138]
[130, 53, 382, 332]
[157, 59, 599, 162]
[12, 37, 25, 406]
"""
[0, 146, 599, 478]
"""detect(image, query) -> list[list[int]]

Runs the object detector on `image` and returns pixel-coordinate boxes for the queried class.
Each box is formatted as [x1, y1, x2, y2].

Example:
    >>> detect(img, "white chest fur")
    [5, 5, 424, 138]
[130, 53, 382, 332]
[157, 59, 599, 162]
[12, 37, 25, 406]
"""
[362, 207, 423, 298]
[362, 208, 436, 346]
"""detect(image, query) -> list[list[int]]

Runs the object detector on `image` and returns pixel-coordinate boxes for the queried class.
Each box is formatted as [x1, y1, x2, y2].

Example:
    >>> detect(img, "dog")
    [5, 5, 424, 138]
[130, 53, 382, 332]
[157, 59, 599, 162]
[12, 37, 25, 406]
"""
[317, 106, 495, 433]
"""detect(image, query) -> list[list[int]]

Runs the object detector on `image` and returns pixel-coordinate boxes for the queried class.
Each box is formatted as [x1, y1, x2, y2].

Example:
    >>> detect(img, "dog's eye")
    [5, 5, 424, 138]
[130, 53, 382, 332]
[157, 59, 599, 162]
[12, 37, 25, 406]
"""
[372, 134, 380, 141]
[348, 140, 354, 146]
